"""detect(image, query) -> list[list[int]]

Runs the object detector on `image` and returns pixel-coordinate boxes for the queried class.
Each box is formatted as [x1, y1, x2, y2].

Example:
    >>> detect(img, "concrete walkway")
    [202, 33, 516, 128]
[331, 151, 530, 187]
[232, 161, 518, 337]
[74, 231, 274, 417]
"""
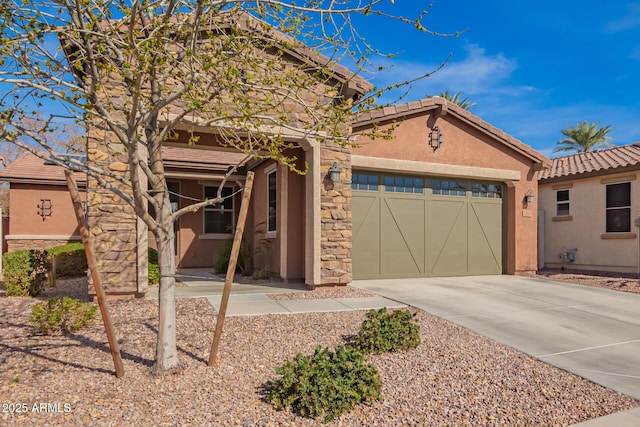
[145, 268, 406, 316]
[353, 275, 640, 427]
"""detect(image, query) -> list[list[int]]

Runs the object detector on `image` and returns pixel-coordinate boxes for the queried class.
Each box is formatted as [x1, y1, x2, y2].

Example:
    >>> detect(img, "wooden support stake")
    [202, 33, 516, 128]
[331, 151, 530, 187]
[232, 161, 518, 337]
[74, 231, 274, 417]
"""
[65, 170, 124, 378]
[209, 171, 255, 366]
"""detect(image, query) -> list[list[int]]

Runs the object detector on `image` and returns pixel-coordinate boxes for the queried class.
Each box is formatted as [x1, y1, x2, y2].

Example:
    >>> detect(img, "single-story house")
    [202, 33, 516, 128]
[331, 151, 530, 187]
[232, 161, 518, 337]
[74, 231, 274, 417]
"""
[0, 97, 551, 296]
[538, 143, 640, 273]
[1, 12, 551, 297]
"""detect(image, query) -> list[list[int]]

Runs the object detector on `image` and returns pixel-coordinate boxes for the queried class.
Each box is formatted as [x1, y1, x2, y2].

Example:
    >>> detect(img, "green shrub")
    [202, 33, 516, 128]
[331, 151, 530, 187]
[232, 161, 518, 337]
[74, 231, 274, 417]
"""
[29, 297, 98, 335]
[213, 238, 250, 274]
[3, 249, 49, 296]
[148, 248, 159, 285]
[268, 345, 382, 423]
[48, 243, 87, 278]
[354, 308, 421, 354]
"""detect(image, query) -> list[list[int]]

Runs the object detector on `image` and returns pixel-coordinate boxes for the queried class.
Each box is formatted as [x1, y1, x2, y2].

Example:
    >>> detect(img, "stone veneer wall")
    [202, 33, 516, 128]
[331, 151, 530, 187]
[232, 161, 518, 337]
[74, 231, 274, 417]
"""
[85, 128, 140, 297]
[320, 146, 352, 285]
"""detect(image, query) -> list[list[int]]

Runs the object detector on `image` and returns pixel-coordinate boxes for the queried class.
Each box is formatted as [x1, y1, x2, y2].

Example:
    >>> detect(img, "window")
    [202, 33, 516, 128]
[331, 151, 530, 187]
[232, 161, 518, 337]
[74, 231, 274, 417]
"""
[204, 186, 234, 234]
[384, 175, 424, 193]
[432, 180, 466, 196]
[267, 169, 277, 233]
[351, 173, 379, 191]
[556, 190, 570, 216]
[471, 183, 502, 198]
[606, 182, 631, 232]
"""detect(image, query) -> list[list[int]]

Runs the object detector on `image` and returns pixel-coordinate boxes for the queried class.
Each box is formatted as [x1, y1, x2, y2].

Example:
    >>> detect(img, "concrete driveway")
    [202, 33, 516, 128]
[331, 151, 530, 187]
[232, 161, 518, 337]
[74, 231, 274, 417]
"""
[353, 275, 640, 400]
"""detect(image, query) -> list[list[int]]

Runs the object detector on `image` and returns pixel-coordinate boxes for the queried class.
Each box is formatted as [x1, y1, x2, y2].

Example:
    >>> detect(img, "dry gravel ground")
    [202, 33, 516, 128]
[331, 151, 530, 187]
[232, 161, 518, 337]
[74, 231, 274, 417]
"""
[1, 273, 639, 426]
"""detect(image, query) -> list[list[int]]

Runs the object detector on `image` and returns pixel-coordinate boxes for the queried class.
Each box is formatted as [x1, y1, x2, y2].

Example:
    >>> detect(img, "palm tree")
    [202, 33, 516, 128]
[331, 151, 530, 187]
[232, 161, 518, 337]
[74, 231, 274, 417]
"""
[553, 121, 615, 153]
[432, 91, 476, 111]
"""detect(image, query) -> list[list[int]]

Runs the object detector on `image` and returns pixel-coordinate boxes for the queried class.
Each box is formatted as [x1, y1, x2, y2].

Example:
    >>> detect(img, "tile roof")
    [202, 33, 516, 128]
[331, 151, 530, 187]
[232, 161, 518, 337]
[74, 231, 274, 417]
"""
[161, 146, 250, 169]
[538, 143, 640, 181]
[353, 97, 550, 166]
[0, 151, 87, 184]
[0, 147, 252, 184]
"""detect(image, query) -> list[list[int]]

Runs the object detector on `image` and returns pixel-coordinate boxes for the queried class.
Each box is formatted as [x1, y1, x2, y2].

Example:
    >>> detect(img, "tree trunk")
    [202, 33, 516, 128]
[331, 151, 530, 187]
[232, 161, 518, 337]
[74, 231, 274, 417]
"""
[151, 217, 184, 375]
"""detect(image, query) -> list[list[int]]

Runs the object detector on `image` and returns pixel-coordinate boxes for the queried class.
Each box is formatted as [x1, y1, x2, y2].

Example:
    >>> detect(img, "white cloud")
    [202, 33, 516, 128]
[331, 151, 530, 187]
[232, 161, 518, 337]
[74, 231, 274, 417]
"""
[368, 43, 533, 103]
[604, 3, 640, 33]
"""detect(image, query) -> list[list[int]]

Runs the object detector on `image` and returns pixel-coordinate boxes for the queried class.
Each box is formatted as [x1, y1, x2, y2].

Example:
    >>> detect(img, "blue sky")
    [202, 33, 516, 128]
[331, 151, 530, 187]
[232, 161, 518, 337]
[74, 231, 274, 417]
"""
[359, 1, 640, 158]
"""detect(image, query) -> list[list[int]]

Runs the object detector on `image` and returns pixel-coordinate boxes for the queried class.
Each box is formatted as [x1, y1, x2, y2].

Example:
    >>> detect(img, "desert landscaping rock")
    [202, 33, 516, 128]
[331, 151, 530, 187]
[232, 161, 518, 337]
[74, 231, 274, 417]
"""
[1, 275, 639, 426]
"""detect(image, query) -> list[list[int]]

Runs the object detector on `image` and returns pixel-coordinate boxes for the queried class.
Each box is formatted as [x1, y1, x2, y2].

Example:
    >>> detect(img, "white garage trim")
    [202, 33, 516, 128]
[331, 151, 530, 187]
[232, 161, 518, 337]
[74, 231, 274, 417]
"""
[352, 155, 520, 183]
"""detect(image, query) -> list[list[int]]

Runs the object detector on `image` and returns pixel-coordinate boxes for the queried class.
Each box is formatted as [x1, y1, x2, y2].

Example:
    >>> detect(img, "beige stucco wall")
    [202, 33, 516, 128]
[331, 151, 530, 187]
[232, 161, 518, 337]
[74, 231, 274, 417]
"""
[353, 111, 542, 275]
[539, 172, 639, 273]
[6, 183, 83, 251]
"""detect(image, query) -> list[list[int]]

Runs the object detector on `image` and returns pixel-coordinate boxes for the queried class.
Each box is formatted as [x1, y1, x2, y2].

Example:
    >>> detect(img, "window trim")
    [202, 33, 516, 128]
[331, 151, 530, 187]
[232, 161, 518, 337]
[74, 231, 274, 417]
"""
[266, 166, 277, 238]
[202, 185, 235, 236]
[555, 189, 570, 217]
[605, 181, 631, 233]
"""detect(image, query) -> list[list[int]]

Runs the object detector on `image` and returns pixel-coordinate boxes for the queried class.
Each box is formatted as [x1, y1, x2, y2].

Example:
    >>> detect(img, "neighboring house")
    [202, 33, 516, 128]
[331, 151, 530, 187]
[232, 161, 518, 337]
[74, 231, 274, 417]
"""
[0, 152, 86, 251]
[538, 144, 640, 273]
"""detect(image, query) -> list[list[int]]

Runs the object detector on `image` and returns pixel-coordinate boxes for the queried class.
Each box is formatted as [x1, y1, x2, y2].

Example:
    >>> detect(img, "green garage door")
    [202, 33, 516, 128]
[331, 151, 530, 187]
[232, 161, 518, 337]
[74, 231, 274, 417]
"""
[352, 172, 504, 279]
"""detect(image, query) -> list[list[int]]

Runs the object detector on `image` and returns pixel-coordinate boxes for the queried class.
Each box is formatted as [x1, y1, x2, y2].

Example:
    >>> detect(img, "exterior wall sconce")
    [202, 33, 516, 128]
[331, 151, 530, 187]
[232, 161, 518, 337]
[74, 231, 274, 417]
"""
[328, 162, 342, 183]
[37, 198, 52, 220]
[429, 126, 443, 151]
[525, 190, 535, 205]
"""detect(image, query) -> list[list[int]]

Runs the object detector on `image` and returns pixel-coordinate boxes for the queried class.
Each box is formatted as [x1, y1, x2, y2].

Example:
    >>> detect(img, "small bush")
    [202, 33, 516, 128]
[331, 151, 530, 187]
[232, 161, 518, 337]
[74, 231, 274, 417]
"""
[354, 308, 421, 354]
[48, 243, 87, 278]
[29, 297, 98, 335]
[268, 345, 382, 423]
[213, 238, 250, 274]
[148, 248, 159, 285]
[3, 249, 49, 296]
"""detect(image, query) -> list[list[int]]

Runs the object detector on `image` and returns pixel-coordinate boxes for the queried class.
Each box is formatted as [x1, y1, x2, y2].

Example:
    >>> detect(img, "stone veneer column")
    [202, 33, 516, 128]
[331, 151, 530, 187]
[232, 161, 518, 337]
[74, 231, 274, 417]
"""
[85, 127, 140, 297]
[319, 146, 352, 285]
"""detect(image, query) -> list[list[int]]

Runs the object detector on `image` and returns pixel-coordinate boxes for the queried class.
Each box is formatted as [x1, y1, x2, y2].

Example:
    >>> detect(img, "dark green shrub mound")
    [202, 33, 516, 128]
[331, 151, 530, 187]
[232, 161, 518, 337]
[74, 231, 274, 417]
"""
[354, 307, 421, 354]
[3, 249, 49, 296]
[29, 297, 98, 335]
[213, 238, 250, 274]
[268, 345, 382, 423]
[48, 243, 87, 278]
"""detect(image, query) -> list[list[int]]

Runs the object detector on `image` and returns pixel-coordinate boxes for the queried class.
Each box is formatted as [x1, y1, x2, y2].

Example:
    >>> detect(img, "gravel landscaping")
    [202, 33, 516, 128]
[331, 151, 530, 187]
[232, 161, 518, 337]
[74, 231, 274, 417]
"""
[1, 274, 639, 426]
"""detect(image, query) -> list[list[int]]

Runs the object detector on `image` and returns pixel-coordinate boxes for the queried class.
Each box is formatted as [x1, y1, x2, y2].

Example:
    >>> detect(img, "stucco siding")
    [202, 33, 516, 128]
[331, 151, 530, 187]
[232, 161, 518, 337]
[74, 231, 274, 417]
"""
[539, 172, 639, 273]
[8, 183, 82, 239]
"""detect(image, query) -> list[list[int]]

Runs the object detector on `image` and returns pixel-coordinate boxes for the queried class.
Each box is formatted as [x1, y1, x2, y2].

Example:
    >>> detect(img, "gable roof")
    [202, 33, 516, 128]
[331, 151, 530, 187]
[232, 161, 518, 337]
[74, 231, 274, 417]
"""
[352, 97, 550, 166]
[0, 152, 87, 185]
[538, 143, 640, 181]
[62, 9, 371, 99]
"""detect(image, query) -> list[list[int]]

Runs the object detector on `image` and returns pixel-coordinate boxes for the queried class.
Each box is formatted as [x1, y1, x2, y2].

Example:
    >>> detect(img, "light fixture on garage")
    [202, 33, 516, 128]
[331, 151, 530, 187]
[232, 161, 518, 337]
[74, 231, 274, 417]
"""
[525, 190, 535, 205]
[429, 126, 442, 151]
[328, 162, 342, 183]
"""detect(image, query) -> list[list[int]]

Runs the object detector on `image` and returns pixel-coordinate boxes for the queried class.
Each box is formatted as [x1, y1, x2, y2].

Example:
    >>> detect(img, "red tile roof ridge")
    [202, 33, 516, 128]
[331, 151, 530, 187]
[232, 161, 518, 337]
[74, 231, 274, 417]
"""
[539, 143, 640, 180]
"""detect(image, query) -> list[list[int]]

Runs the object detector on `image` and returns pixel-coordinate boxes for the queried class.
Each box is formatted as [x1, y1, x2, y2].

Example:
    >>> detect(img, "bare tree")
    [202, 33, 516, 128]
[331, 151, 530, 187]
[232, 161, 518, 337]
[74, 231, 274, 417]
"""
[0, 0, 451, 375]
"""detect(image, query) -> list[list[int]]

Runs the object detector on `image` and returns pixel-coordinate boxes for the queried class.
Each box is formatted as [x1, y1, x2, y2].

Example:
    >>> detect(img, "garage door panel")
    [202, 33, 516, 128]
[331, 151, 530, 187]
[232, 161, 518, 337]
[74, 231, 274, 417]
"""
[381, 197, 425, 276]
[428, 199, 468, 275]
[469, 201, 503, 274]
[352, 194, 381, 278]
[353, 173, 504, 279]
